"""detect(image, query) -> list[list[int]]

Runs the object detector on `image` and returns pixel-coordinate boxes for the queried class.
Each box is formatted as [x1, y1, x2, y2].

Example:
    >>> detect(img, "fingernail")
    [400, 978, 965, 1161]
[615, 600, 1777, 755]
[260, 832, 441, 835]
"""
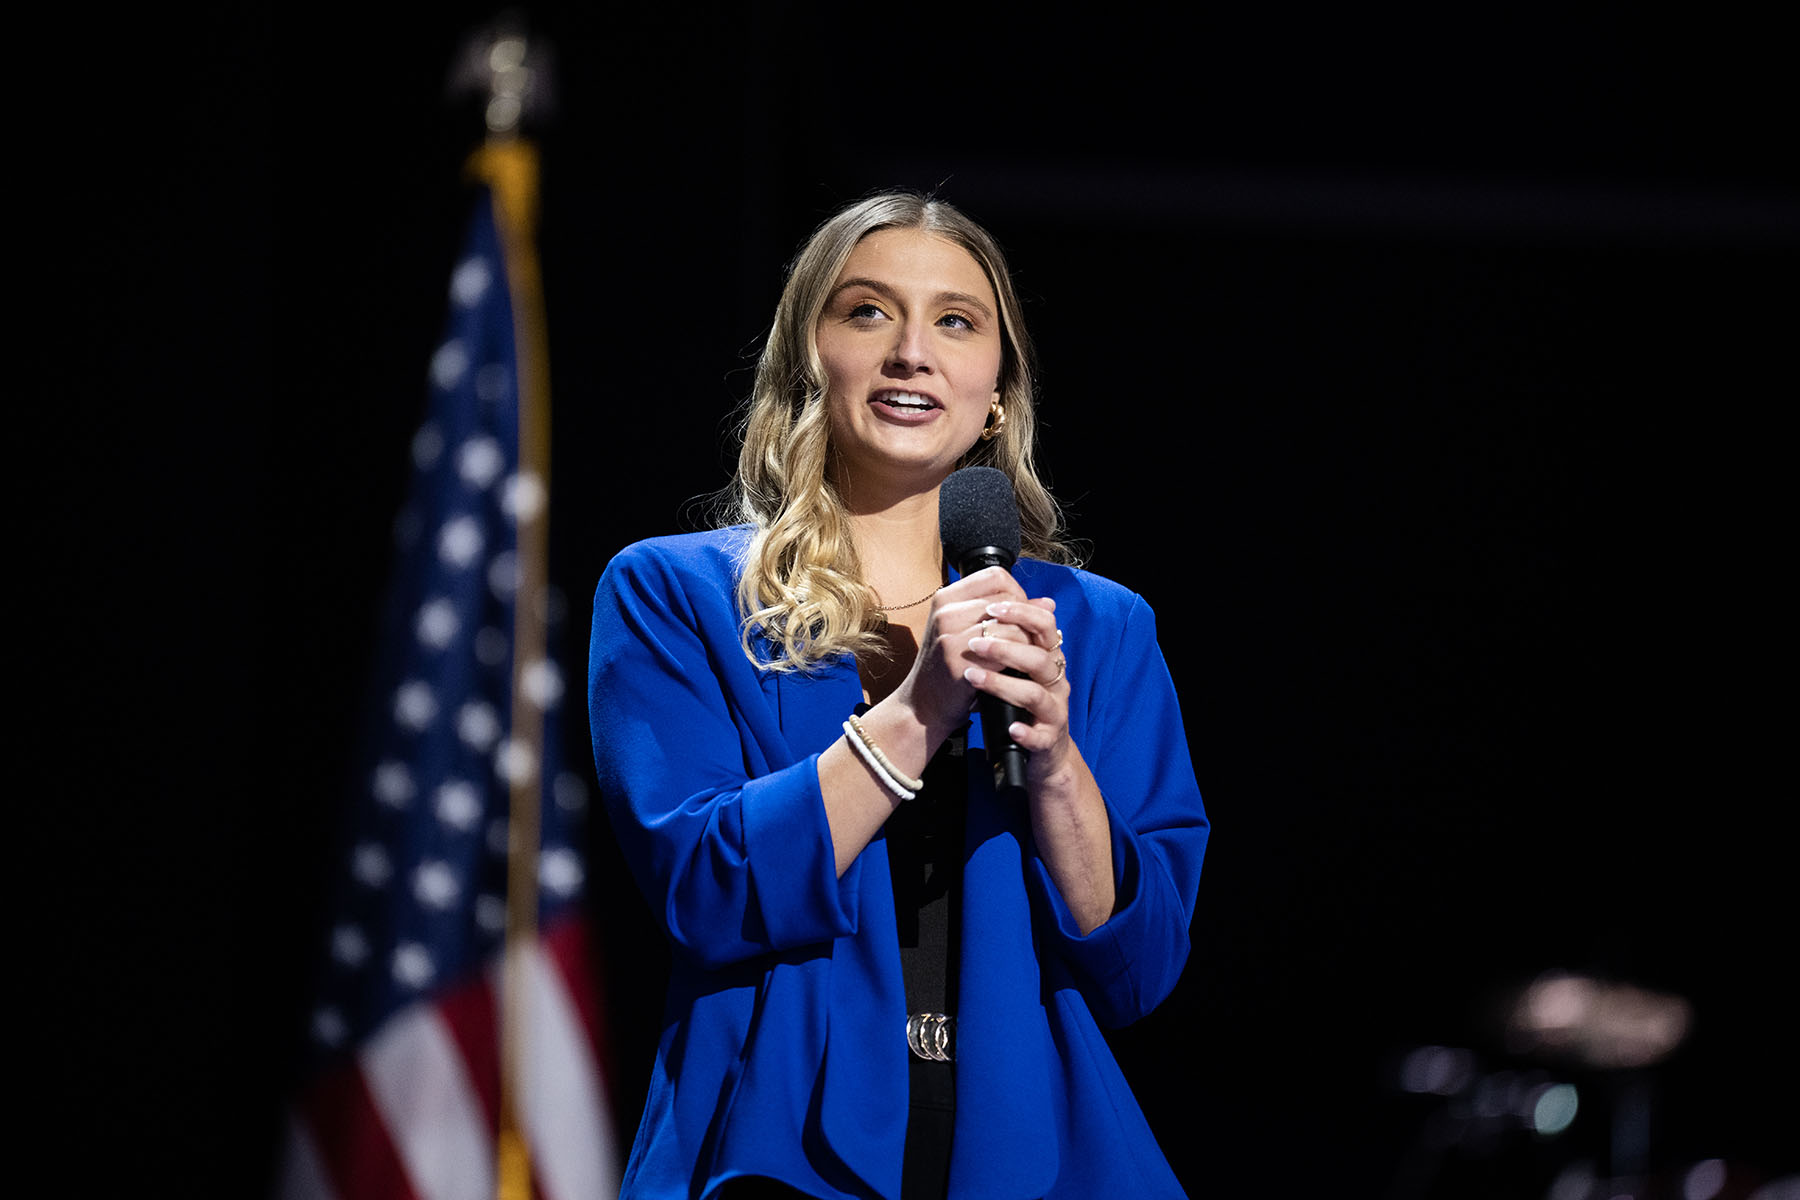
[986, 602, 1009, 617]
[963, 666, 985, 685]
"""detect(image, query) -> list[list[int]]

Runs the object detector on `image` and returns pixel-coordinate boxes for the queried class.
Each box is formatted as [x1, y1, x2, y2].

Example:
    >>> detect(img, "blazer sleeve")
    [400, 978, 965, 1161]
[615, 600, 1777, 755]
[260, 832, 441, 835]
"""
[587, 539, 863, 970]
[1027, 589, 1209, 1028]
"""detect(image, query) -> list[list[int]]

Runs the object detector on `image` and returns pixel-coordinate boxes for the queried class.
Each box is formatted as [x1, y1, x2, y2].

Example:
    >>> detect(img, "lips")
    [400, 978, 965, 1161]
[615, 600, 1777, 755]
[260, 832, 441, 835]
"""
[871, 389, 940, 412]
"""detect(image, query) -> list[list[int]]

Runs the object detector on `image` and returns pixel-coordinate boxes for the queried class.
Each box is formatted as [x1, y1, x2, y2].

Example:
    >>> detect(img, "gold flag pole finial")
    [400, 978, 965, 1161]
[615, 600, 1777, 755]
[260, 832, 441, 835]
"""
[450, 16, 557, 1200]
[447, 10, 558, 141]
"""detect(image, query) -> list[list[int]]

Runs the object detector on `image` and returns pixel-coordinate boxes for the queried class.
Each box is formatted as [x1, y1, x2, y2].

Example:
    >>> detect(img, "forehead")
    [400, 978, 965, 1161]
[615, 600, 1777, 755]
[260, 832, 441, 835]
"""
[833, 227, 996, 303]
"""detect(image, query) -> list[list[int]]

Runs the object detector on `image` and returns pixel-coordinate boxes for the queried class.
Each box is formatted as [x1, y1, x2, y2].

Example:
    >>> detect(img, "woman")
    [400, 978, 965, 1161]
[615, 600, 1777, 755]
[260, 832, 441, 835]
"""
[588, 192, 1208, 1198]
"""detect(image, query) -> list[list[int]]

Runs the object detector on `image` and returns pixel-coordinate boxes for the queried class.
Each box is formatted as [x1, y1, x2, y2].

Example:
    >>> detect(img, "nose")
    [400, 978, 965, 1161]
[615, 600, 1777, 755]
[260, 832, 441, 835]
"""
[886, 319, 933, 375]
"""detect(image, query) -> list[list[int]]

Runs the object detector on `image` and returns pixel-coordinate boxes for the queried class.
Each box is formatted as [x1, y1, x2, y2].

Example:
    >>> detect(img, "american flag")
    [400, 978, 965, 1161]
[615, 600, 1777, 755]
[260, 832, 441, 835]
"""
[277, 151, 621, 1200]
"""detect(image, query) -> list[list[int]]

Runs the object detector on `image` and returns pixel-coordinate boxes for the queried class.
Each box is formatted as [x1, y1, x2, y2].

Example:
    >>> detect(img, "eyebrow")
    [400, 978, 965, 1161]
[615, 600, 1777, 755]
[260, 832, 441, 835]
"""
[828, 277, 995, 321]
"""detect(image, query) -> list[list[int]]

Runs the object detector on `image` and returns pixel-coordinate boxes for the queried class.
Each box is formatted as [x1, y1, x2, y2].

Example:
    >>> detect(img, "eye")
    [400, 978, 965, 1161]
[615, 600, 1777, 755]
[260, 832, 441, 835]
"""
[938, 311, 976, 331]
[846, 301, 889, 322]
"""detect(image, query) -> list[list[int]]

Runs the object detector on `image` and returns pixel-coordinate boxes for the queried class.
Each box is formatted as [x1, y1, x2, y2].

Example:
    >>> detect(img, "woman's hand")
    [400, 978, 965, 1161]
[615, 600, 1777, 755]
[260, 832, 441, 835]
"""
[889, 564, 1037, 744]
[960, 593, 1072, 785]
[821, 565, 1033, 877]
[837, 567, 1118, 930]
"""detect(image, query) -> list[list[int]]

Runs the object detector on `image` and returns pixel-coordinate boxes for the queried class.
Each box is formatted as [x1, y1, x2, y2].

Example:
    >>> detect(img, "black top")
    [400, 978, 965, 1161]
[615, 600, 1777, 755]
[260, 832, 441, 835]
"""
[887, 722, 967, 1020]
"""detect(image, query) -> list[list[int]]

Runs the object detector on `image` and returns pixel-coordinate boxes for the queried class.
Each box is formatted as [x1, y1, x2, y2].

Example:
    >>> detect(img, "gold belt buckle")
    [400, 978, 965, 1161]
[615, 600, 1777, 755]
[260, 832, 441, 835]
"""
[906, 1012, 955, 1062]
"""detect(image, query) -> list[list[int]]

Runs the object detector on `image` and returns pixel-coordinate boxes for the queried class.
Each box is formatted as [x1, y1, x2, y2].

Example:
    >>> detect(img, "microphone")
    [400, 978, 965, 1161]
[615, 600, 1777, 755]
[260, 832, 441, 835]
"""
[939, 466, 1030, 795]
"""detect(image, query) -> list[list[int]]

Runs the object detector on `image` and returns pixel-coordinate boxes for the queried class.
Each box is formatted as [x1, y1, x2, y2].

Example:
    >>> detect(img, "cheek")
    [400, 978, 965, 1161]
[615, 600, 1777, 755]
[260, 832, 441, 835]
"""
[815, 337, 867, 402]
[817, 357, 862, 436]
[813, 343, 840, 396]
[972, 349, 1005, 402]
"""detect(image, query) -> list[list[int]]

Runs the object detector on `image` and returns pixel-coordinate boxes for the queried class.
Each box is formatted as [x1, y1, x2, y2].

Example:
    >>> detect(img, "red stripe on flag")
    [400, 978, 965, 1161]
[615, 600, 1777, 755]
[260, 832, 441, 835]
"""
[435, 963, 503, 1132]
[529, 916, 619, 1200]
[542, 912, 609, 1076]
[300, 1057, 421, 1200]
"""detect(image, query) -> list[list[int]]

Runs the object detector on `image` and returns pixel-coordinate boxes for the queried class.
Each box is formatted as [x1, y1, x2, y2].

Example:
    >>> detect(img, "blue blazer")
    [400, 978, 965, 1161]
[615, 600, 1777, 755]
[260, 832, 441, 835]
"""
[588, 529, 1208, 1199]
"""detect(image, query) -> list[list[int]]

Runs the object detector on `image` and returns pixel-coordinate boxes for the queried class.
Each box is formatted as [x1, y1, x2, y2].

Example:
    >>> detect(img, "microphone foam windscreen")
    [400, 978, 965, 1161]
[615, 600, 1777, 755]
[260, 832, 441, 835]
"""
[939, 466, 1021, 565]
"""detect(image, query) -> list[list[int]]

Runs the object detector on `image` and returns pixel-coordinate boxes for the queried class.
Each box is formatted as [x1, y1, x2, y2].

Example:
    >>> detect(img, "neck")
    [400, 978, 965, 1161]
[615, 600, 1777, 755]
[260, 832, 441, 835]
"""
[836, 475, 947, 606]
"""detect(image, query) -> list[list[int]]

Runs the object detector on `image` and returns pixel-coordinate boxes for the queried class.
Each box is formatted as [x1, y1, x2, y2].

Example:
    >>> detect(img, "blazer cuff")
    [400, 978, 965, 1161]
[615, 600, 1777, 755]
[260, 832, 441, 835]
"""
[1030, 798, 1149, 1019]
[742, 752, 861, 948]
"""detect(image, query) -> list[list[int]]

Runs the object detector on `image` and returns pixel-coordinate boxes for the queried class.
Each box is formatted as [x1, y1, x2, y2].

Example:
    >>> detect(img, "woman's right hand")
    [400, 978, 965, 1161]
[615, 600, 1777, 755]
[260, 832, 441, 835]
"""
[819, 565, 1045, 877]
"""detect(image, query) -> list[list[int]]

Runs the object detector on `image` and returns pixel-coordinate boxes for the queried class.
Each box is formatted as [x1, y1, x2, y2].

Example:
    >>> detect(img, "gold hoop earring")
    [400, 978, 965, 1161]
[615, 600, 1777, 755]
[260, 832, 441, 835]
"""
[980, 400, 1006, 442]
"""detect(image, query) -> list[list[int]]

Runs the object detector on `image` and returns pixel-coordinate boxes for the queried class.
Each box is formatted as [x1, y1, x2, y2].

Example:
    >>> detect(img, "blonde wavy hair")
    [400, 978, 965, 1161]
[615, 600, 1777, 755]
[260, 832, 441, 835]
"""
[731, 191, 1075, 672]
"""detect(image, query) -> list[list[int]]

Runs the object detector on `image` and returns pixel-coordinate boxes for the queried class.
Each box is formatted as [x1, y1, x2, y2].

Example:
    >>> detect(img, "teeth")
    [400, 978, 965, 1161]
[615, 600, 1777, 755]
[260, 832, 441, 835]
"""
[882, 392, 932, 409]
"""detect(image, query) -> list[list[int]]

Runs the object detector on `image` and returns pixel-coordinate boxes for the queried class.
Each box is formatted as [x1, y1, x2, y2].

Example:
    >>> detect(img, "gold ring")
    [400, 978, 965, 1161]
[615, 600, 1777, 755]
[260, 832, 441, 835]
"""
[1048, 655, 1066, 685]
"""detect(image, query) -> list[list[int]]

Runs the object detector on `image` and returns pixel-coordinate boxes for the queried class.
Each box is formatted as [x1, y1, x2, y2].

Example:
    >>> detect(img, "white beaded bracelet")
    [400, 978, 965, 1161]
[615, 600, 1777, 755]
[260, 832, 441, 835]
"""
[841, 717, 919, 801]
[846, 713, 924, 791]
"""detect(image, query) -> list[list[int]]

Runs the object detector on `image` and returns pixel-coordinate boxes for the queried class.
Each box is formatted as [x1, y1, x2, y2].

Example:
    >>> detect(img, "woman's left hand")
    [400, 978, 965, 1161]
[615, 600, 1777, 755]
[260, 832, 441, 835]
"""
[963, 597, 1076, 787]
[965, 594, 1117, 931]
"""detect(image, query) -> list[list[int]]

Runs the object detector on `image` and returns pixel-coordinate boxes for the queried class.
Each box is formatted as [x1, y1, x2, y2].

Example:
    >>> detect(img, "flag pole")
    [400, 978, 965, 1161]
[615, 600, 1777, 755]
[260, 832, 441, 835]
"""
[455, 22, 555, 1200]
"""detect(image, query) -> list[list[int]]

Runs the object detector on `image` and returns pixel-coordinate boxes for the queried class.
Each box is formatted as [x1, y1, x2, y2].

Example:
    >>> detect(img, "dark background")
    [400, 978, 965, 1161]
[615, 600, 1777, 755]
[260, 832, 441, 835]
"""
[52, 4, 1795, 1198]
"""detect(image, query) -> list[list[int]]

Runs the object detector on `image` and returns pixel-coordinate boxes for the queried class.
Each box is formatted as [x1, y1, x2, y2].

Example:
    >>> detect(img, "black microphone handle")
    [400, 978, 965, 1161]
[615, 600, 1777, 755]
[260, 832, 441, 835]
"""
[959, 547, 1031, 796]
[980, 692, 1031, 796]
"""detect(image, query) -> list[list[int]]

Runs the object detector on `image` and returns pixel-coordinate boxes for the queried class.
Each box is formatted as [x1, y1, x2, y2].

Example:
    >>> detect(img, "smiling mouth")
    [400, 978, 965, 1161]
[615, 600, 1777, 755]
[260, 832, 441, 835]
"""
[873, 391, 939, 412]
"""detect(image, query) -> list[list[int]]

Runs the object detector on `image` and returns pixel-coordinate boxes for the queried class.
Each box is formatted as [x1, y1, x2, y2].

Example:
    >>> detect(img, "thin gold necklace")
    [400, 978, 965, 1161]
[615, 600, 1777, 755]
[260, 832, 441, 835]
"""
[874, 584, 938, 612]
[873, 563, 944, 613]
